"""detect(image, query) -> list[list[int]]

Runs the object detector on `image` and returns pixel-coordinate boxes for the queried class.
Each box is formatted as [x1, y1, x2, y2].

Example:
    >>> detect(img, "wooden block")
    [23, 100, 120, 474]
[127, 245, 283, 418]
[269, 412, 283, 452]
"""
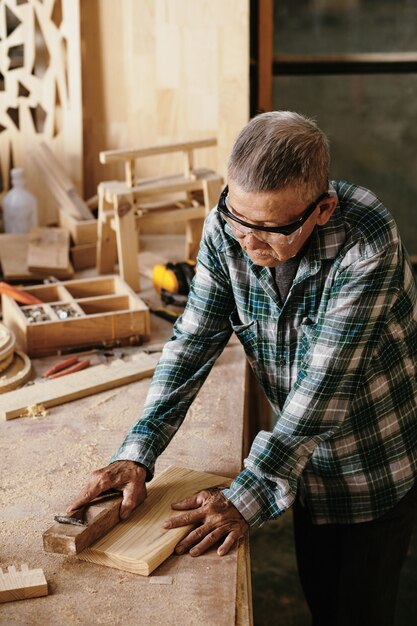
[70, 242, 97, 270]
[43, 494, 123, 556]
[0, 564, 48, 604]
[0, 234, 74, 281]
[0, 351, 157, 420]
[27, 227, 71, 274]
[58, 208, 97, 245]
[78, 466, 232, 576]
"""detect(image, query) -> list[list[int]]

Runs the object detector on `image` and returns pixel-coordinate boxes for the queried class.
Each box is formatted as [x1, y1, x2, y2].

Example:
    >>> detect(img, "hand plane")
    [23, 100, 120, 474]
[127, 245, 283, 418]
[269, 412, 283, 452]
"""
[43, 489, 123, 556]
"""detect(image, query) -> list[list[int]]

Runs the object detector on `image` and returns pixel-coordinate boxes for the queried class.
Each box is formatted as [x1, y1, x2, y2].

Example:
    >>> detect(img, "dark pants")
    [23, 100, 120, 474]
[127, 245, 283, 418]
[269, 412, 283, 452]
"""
[293, 483, 417, 626]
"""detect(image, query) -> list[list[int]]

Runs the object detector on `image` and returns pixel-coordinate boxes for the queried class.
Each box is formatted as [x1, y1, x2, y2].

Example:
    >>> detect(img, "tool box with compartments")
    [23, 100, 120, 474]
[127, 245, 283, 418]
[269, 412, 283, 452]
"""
[1, 275, 151, 357]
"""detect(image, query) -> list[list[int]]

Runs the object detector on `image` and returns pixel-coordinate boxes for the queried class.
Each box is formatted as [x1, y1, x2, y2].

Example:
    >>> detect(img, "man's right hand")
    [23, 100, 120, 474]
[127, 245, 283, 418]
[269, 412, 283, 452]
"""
[66, 460, 147, 520]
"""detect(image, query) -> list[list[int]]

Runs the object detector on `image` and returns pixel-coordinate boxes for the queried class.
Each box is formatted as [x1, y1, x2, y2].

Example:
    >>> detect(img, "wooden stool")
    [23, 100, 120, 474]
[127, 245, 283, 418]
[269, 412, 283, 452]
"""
[96, 139, 223, 292]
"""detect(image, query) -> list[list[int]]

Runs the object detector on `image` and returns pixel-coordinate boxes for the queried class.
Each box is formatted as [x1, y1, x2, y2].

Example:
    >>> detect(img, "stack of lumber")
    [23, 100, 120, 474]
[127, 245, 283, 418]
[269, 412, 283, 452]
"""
[0, 324, 31, 394]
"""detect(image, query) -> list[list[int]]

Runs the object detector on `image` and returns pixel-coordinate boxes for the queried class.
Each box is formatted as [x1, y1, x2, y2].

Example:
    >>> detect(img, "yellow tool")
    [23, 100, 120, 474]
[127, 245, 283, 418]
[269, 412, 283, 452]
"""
[150, 261, 196, 323]
[152, 261, 196, 307]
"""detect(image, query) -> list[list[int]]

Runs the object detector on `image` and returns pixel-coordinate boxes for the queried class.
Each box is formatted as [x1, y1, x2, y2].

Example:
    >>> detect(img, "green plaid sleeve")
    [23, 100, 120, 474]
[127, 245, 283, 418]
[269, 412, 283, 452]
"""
[110, 221, 235, 477]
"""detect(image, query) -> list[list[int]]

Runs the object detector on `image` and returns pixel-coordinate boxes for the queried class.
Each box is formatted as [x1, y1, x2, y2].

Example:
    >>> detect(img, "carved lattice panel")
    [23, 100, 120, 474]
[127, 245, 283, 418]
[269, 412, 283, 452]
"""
[0, 0, 82, 224]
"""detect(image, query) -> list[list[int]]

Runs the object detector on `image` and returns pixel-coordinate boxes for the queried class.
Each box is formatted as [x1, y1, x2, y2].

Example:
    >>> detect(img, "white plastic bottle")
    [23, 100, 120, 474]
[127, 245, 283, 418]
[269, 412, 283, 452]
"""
[2, 168, 38, 233]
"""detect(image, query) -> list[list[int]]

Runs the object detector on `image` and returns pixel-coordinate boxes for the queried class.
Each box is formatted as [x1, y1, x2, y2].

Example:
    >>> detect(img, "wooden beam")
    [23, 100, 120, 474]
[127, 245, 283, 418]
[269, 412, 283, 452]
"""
[0, 352, 157, 420]
[78, 466, 231, 576]
[100, 138, 217, 164]
[0, 565, 48, 604]
[113, 192, 140, 292]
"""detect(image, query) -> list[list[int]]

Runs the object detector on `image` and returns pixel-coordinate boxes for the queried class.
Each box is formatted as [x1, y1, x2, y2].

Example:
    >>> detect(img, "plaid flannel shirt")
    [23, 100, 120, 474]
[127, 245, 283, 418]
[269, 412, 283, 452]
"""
[112, 181, 417, 526]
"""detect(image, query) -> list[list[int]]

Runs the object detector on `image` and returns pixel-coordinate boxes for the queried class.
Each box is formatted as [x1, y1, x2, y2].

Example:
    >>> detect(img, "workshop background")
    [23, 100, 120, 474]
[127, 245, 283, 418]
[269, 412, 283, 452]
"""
[0, 0, 416, 624]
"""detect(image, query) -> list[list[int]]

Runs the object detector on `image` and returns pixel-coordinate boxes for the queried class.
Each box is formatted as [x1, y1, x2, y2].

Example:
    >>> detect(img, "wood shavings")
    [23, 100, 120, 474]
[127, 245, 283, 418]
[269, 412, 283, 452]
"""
[23, 404, 48, 418]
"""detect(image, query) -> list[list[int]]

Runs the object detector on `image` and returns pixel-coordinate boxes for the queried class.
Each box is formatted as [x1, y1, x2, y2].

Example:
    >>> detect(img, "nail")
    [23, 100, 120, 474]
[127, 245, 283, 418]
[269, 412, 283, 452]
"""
[189, 548, 198, 557]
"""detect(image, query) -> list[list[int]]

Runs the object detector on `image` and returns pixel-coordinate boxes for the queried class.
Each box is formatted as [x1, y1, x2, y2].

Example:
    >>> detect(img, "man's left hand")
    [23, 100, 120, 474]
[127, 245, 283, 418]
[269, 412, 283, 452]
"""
[163, 488, 249, 557]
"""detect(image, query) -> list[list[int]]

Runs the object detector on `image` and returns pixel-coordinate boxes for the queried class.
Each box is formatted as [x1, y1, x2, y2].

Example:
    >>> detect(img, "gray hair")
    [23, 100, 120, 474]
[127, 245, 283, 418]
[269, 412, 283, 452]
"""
[227, 111, 330, 199]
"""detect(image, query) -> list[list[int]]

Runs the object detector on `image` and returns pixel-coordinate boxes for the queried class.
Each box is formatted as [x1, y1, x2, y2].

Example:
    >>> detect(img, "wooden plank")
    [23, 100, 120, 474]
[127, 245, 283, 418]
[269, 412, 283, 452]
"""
[36, 143, 93, 221]
[0, 565, 48, 604]
[0, 352, 157, 420]
[27, 227, 71, 274]
[78, 466, 231, 576]
[100, 138, 217, 164]
[96, 182, 118, 274]
[0, 233, 74, 281]
[113, 192, 140, 292]
[43, 494, 123, 556]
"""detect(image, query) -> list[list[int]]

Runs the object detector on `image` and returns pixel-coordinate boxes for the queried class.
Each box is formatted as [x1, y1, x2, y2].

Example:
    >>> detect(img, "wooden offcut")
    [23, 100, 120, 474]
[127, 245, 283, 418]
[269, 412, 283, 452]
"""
[0, 565, 48, 604]
[78, 466, 231, 576]
[0, 234, 74, 282]
[0, 351, 156, 420]
[27, 227, 71, 275]
[43, 494, 123, 556]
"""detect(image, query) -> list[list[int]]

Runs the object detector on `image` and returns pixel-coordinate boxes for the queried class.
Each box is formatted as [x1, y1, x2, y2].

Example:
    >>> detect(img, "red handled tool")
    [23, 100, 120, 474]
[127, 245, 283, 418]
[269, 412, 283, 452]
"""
[43, 356, 91, 379]
[0, 282, 43, 305]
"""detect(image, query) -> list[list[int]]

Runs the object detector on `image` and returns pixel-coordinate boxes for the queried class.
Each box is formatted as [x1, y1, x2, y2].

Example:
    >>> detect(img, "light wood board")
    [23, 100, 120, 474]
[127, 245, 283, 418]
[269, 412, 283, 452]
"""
[0, 352, 157, 420]
[0, 234, 74, 281]
[27, 227, 71, 274]
[78, 466, 231, 576]
[0, 565, 48, 604]
[81, 0, 249, 205]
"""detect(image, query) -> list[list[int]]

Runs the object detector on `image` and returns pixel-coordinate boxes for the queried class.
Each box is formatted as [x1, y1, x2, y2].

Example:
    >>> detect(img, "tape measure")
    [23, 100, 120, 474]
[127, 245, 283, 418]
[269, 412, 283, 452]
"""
[152, 261, 196, 298]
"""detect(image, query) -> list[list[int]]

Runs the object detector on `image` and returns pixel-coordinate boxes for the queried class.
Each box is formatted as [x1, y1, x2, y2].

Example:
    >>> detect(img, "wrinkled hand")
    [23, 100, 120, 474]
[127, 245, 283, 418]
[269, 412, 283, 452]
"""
[163, 488, 249, 557]
[66, 460, 147, 520]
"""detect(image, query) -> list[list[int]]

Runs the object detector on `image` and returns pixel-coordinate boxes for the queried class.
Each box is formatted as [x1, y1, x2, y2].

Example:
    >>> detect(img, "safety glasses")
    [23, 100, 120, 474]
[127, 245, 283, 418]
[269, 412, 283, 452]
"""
[217, 185, 330, 245]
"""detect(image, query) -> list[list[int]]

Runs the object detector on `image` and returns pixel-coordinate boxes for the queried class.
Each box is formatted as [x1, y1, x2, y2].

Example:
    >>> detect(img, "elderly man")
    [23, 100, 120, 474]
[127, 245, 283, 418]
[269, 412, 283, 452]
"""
[69, 112, 417, 626]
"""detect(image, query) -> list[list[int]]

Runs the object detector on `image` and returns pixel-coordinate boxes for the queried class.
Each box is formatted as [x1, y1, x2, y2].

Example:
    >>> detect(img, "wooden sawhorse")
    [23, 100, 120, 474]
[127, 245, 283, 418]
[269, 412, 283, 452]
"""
[96, 139, 223, 292]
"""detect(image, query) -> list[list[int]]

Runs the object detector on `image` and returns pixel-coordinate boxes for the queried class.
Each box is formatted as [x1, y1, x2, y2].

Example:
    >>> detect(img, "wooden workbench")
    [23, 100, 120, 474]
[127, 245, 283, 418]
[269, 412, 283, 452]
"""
[0, 317, 252, 624]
